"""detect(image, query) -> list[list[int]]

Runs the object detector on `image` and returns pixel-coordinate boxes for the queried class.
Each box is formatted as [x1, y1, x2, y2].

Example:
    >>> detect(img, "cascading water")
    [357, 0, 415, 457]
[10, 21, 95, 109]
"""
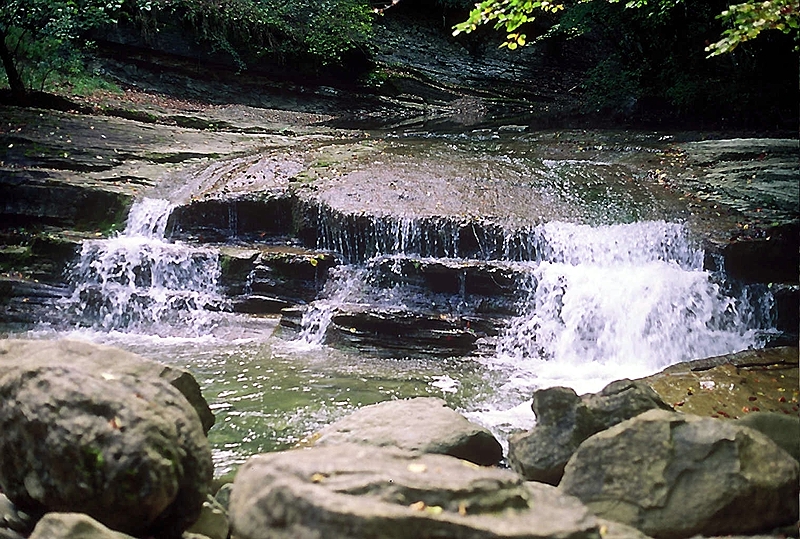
[296, 265, 370, 345]
[296, 216, 775, 435]
[66, 197, 225, 336]
[26, 129, 783, 473]
[488, 220, 773, 395]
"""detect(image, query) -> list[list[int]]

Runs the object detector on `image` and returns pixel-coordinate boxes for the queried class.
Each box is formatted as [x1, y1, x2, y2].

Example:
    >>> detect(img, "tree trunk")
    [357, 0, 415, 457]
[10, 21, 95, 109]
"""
[0, 29, 27, 102]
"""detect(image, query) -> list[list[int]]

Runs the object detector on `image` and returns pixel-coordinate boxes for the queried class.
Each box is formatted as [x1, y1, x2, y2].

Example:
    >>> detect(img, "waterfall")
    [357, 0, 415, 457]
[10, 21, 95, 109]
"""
[66, 198, 224, 336]
[490, 220, 774, 396]
[296, 266, 368, 346]
[298, 218, 774, 397]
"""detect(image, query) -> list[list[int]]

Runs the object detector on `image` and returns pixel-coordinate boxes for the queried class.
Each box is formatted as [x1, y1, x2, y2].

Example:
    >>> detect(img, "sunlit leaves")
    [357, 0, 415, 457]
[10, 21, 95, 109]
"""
[706, 0, 800, 56]
[453, 0, 564, 49]
[453, 0, 799, 55]
[501, 32, 527, 48]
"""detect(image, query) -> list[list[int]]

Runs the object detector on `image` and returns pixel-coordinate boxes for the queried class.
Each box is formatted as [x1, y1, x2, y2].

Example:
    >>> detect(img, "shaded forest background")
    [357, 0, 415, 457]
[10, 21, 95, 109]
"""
[1, 0, 798, 132]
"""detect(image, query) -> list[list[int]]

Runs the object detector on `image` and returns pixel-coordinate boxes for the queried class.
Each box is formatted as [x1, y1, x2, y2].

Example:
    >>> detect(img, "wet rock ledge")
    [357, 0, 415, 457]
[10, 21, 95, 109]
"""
[1, 340, 797, 539]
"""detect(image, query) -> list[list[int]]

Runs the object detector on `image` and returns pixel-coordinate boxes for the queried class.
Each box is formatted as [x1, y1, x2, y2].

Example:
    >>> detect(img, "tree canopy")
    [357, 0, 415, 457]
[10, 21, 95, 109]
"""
[1, 0, 374, 99]
[1, 0, 796, 127]
[453, 0, 800, 55]
[0, 0, 124, 99]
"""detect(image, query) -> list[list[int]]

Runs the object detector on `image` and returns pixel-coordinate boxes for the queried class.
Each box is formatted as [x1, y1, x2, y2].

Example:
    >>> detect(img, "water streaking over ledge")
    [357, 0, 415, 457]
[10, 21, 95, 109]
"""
[473, 220, 774, 432]
[65, 198, 226, 337]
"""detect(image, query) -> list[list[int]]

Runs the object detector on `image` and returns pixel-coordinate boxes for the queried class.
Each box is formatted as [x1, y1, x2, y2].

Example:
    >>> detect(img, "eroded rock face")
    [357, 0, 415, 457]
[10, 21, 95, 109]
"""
[507, 380, 672, 484]
[328, 308, 480, 357]
[0, 342, 213, 538]
[230, 443, 602, 539]
[309, 397, 503, 466]
[559, 409, 799, 539]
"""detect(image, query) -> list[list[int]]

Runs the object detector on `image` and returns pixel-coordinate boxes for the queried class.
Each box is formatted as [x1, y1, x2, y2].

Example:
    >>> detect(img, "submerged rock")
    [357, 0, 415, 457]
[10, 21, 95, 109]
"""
[559, 409, 799, 539]
[230, 443, 603, 539]
[507, 380, 672, 485]
[184, 495, 230, 539]
[308, 397, 502, 466]
[0, 340, 214, 538]
[0, 493, 32, 537]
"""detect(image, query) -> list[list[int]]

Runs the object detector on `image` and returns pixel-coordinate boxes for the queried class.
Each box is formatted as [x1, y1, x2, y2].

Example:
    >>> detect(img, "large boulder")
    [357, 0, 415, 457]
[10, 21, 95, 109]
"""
[28, 513, 136, 539]
[0, 339, 215, 433]
[735, 411, 800, 462]
[0, 349, 214, 538]
[508, 379, 672, 484]
[230, 443, 604, 539]
[559, 409, 799, 539]
[308, 397, 503, 466]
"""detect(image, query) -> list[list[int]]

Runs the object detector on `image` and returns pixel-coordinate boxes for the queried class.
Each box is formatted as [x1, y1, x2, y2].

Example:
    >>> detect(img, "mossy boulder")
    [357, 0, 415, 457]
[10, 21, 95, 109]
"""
[0, 340, 214, 538]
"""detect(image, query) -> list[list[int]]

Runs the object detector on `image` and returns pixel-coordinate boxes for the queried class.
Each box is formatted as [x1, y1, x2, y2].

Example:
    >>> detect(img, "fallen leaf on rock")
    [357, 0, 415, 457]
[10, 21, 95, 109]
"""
[310, 473, 327, 483]
[409, 501, 426, 511]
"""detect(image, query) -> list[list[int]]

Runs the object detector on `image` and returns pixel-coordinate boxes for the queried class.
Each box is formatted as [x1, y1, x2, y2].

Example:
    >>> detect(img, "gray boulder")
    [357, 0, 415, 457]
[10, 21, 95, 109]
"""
[230, 443, 602, 539]
[0, 339, 214, 433]
[28, 513, 136, 539]
[508, 380, 672, 484]
[309, 397, 503, 466]
[560, 409, 799, 539]
[735, 411, 800, 462]
[0, 358, 213, 537]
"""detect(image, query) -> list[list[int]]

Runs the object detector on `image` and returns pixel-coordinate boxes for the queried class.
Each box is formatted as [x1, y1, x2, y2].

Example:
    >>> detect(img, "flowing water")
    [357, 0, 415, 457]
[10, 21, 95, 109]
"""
[65, 198, 225, 337]
[8, 134, 778, 475]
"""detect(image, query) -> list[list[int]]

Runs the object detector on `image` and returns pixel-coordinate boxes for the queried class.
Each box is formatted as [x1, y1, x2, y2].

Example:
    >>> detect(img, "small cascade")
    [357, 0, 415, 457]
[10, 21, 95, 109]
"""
[297, 265, 371, 346]
[491, 220, 774, 395]
[297, 218, 775, 395]
[315, 205, 461, 262]
[66, 198, 225, 336]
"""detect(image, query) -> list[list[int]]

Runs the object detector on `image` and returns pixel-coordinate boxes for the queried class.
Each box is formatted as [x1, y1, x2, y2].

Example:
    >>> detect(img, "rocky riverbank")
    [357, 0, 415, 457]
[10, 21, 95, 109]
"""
[1, 24, 798, 539]
[0, 339, 797, 539]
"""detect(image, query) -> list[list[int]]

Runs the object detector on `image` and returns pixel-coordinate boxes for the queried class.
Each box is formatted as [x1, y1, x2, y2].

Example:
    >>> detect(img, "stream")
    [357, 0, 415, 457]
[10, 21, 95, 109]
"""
[8, 130, 778, 476]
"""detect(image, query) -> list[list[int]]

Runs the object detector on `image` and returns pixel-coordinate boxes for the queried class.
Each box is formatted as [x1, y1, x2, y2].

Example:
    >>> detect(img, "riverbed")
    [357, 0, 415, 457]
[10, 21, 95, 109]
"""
[2, 114, 796, 476]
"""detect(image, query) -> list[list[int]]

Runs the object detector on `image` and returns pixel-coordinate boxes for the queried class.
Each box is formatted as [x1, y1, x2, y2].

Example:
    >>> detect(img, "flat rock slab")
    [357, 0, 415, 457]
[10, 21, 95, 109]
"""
[640, 346, 799, 419]
[308, 397, 502, 466]
[230, 443, 603, 539]
[560, 409, 799, 539]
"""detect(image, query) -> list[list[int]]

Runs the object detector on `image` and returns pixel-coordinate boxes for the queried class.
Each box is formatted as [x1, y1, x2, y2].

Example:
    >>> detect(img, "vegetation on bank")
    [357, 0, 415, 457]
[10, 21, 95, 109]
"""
[1, 0, 797, 126]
